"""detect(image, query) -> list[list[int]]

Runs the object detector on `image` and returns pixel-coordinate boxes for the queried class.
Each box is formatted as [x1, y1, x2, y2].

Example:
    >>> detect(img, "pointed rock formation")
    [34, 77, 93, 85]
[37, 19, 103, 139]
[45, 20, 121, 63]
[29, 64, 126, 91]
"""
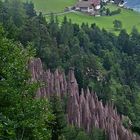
[29, 58, 140, 140]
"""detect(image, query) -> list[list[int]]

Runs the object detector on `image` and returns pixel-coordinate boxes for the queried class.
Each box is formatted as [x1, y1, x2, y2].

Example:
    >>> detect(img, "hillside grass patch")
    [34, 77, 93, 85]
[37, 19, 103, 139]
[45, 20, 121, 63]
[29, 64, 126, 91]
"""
[22, 0, 77, 13]
[55, 4, 140, 33]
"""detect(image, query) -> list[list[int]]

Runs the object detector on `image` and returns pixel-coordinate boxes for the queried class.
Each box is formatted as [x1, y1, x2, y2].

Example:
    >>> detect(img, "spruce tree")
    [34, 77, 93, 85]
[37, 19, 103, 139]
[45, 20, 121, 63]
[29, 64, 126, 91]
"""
[49, 96, 66, 140]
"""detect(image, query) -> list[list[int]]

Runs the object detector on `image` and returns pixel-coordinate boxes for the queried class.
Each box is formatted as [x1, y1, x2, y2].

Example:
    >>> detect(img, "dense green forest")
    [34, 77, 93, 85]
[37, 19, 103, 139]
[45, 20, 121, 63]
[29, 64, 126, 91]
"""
[0, 0, 140, 139]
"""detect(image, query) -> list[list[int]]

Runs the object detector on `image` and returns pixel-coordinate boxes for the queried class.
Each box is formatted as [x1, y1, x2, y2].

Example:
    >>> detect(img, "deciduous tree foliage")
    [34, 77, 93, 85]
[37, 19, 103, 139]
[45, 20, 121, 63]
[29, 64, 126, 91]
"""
[0, 26, 53, 140]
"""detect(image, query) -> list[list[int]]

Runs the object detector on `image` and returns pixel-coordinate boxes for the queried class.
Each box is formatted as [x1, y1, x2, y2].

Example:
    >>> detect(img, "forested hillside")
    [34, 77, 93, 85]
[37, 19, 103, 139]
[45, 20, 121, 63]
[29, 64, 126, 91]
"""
[0, 0, 140, 139]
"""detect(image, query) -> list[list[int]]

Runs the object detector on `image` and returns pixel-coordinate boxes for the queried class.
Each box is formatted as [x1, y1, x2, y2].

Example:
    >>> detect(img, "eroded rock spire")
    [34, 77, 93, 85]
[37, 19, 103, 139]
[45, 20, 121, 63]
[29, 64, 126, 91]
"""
[29, 58, 139, 140]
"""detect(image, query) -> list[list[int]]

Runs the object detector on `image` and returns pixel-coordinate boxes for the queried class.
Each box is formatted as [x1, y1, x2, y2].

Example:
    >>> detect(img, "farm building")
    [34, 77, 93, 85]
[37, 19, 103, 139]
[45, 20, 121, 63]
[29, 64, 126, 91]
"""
[75, 0, 101, 14]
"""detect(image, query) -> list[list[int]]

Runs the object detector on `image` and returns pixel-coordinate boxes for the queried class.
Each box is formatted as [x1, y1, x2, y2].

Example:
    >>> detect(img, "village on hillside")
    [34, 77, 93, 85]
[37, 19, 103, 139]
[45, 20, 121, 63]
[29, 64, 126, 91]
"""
[66, 0, 124, 16]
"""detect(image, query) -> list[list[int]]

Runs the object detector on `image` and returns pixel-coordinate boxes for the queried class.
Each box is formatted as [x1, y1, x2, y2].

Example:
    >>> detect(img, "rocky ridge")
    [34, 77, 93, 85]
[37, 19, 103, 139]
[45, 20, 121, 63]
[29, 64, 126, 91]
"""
[29, 58, 140, 140]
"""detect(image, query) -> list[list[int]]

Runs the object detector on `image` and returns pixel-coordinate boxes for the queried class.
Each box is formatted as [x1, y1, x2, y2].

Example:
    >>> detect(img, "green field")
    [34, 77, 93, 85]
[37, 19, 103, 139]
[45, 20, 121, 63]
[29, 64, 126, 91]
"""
[56, 4, 140, 33]
[22, 0, 140, 33]
[22, 0, 77, 13]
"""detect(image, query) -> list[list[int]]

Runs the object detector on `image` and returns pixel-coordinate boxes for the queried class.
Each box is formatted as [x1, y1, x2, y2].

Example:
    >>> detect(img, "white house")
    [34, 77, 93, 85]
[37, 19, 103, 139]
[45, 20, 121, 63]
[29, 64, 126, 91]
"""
[101, 0, 109, 3]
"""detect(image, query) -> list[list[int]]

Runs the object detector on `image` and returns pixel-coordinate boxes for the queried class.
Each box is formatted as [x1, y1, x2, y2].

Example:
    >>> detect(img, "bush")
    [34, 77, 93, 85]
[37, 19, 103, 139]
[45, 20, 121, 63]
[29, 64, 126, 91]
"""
[111, 8, 121, 16]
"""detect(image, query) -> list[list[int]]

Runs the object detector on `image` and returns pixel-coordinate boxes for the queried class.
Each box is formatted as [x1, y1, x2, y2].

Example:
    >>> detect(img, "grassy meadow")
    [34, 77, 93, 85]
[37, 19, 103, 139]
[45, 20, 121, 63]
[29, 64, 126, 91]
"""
[22, 0, 140, 33]
[57, 4, 140, 33]
[22, 0, 77, 13]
